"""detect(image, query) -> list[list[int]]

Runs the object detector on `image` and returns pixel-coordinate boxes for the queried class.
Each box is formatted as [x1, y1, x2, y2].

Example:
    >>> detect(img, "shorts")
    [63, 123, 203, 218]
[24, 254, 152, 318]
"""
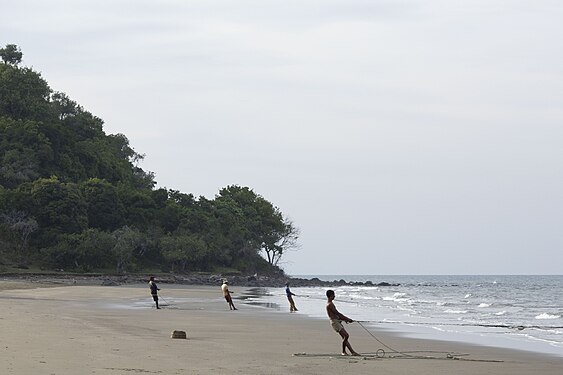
[330, 319, 344, 333]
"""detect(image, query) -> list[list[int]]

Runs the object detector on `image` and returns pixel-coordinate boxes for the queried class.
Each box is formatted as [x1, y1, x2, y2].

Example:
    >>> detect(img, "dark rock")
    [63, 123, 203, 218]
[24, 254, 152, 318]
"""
[0, 272, 400, 288]
[101, 279, 120, 286]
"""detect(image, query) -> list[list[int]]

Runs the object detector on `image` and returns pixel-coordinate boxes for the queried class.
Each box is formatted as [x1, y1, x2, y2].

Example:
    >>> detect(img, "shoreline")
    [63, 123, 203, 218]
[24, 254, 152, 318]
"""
[4, 280, 563, 358]
[0, 272, 398, 288]
[2, 281, 563, 374]
[246, 285, 563, 359]
[250, 285, 563, 359]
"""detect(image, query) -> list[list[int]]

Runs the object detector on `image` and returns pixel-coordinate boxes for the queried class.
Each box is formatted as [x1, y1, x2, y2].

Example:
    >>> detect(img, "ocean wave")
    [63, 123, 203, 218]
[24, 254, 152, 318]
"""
[383, 295, 410, 302]
[267, 276, 563, 358]
[535, 313, 561, 320]
[444, 309, 468, 314]
[347, 293, 376, 300]
[517, 333, 563, 347]
[396, 305, 417, 314]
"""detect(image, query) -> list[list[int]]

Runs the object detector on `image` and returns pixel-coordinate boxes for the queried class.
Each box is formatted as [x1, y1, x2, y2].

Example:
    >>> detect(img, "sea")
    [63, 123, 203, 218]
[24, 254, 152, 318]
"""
[250, 275, 563, 357]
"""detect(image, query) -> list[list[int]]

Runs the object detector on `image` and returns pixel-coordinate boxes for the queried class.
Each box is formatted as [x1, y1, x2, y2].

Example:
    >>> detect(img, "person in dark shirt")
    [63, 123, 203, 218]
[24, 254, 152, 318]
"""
[285, 282, 298, 312]
[148, 276, 161, 309]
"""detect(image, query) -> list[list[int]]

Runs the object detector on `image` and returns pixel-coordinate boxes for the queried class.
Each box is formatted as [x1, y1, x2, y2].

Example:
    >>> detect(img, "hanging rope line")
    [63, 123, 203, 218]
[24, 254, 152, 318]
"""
[355, 320, 563, 331]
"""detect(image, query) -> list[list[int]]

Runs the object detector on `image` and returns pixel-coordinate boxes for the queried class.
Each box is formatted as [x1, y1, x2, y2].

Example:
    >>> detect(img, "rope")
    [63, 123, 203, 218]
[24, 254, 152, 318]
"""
[356, 321, 402, 357]
[293, 352, 503, 362]
[356, 320, 563, 331]
[356, 321, 503, 362]
[158, 295, 170, 305]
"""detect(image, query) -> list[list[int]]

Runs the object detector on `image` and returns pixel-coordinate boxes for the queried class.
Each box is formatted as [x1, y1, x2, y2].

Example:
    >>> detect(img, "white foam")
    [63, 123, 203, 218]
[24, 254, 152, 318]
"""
[535, 313, 561, 320]
[348, 293, 374, 300]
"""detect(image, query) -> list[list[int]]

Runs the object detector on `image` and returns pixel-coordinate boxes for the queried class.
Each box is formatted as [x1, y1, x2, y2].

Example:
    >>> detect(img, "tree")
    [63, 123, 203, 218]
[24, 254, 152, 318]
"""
[30, 177, 88, 246]
[0, 210, 38, 263]
[80, 178, 122, 231]
[117, 186, 157, 230]
[0, 44, 23, 65]
[0, 117, 54, 188]
[43, 229, 115, 271]
[160, 234, 208, 272]
[0, 46, 300, 274]
[215, 185, 300, 266]
[264, 218, 300, 266]
[0, 148, 40, 188]
[51, 92, 78, 120]
[111, 226, 144, 273]
[0, 59, 52, 120]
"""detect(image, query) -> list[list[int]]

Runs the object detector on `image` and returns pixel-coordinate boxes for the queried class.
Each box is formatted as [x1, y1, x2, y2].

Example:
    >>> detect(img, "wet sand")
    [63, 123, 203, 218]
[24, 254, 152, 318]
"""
[1, 282, 562, 374]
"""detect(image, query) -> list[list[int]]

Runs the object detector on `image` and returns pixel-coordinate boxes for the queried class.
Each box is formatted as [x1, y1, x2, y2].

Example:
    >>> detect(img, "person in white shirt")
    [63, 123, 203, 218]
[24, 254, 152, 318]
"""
[221, 280, 237, 310]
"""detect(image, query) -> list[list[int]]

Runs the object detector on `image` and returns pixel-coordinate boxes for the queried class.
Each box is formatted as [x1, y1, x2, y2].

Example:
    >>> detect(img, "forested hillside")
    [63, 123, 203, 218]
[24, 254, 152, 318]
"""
[0, 44, 298, 275]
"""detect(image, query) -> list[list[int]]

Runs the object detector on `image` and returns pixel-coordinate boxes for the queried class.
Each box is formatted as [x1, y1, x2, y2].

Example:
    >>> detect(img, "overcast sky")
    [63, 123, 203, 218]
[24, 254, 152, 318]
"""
[2, 0, 562, 275]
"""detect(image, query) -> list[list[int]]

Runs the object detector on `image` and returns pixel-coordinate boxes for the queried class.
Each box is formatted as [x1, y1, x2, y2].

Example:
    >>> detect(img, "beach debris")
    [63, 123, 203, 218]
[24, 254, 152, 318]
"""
[171, 330, 187, 339]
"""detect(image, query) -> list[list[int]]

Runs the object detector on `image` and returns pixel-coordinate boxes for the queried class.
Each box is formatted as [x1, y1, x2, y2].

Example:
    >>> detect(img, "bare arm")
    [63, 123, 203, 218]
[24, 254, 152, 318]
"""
[327, 302, 353, 323]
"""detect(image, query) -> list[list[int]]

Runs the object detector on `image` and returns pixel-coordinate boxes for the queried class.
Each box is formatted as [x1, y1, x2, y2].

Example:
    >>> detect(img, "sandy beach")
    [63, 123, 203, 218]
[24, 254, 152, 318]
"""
[1, 281, 562, 374]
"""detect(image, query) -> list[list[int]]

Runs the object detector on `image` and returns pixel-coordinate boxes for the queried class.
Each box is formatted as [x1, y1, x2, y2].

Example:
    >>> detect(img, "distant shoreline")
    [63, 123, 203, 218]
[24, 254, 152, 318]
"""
[0, 272, 399, 288]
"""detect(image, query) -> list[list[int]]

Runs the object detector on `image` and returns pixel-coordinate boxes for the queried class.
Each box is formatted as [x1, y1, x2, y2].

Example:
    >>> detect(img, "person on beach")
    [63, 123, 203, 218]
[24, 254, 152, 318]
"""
[148, 276, 161, 309]
[326, 289, 359, 356]
[285, 282, 298, 312]
[221, 280, 237, 310]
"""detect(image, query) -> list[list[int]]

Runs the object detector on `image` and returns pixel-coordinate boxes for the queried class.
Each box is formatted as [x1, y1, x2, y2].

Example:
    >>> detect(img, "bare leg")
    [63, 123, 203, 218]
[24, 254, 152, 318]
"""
[339, 328, 359, 356]
[227, 296, 237, 310]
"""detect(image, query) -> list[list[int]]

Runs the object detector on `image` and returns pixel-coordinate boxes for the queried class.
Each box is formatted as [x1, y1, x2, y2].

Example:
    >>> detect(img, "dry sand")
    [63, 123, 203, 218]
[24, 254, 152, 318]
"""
[1, 281, 562, 374]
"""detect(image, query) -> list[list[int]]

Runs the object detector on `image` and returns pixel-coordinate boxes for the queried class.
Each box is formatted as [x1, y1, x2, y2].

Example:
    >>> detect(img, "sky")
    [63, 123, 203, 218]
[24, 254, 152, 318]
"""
[2, 0, 562, 275]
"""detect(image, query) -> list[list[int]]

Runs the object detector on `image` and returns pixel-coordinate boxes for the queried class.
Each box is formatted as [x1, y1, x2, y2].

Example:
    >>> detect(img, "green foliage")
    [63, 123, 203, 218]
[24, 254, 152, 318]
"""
[80, 178, 123, 231]
[42, 229, 115, 271]
[0, 209, 38, 263]
[0, 117, 51, 188]
[216, 185, 300, 266]
[0, 44, 23, 65]
[117, 185, 157, 230]
[0, 44, 299, 275]
[0, 62, 51, 120]
[111, 226, 145, 273]
[160, 234, 208, 272]
[29, 177, 88, 245]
